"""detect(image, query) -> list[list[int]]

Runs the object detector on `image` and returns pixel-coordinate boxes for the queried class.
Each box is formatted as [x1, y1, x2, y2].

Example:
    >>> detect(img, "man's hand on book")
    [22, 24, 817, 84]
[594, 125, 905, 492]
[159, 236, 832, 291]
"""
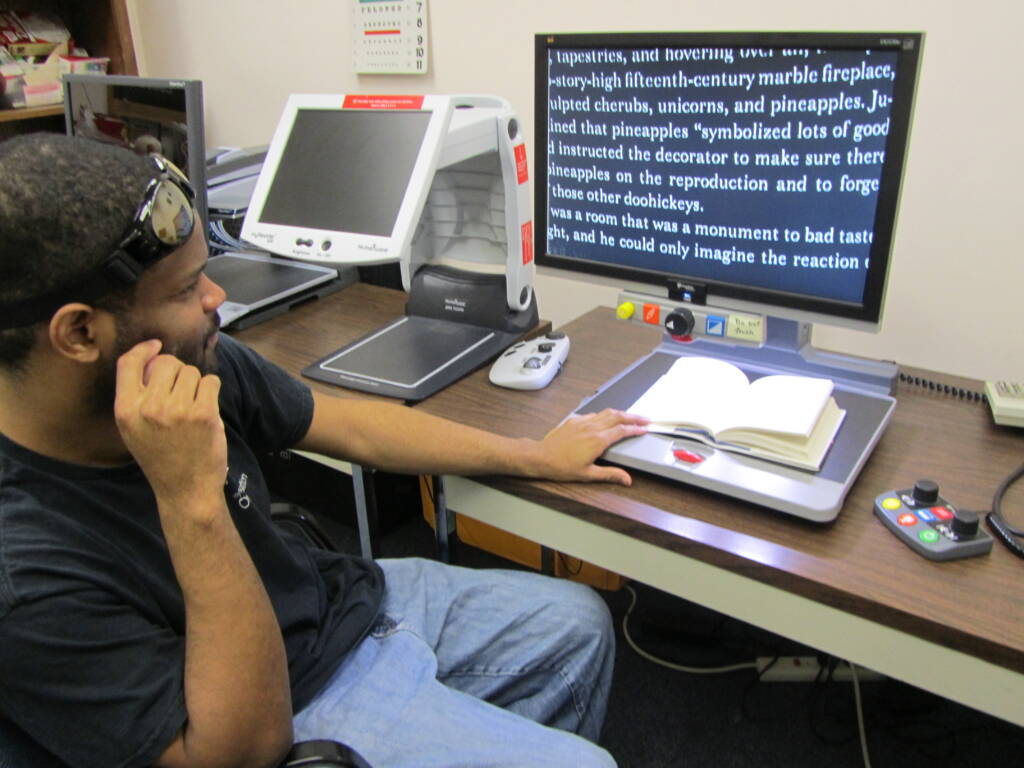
[536, 408, 649, 486]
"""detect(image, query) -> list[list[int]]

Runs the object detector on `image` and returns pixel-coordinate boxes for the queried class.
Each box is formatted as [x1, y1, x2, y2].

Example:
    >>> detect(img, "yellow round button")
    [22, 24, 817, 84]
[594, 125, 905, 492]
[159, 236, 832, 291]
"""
[881, 496, 901, 510]
[616, 301, 635, 320]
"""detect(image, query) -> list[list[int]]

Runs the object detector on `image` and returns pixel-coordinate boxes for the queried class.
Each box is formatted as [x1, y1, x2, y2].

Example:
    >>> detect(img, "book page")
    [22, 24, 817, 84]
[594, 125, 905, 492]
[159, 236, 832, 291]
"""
[627, 356, 751, 433]
[725, 374, 834, 437]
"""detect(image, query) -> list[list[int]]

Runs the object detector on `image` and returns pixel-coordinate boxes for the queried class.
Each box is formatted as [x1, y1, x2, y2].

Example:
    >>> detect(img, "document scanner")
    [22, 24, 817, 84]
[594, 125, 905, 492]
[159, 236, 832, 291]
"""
[240, 93, 538, 401]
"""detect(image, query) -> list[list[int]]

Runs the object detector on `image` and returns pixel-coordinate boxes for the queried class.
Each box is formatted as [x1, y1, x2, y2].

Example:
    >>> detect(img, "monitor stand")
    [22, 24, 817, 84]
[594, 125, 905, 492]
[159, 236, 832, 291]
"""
[302, 266, 538, 402]
[573, 314, 897, 523]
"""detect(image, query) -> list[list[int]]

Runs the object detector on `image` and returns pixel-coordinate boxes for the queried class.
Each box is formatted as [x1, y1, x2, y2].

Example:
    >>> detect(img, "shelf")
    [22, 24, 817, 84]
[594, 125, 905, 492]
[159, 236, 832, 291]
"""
[1, 1, 135, 138]
[0, 104, 65, 123]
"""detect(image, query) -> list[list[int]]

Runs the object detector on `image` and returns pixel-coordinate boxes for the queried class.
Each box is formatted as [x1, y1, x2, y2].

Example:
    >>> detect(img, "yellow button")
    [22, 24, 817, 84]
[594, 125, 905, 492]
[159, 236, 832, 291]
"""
[616, 301, 635, 320]
[881, 496, 901, 510]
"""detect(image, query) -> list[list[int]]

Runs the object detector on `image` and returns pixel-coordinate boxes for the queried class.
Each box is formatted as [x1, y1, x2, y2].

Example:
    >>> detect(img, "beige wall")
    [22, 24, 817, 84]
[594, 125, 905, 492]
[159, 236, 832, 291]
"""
[128, 0, 1022, 381]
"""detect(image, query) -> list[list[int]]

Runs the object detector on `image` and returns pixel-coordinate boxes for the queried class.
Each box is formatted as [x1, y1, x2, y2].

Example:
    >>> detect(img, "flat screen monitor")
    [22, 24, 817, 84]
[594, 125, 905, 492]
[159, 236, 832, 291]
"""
[241, 94, 453, 266]
[63, 74, 207, 228]
[535, 32, 922, 332]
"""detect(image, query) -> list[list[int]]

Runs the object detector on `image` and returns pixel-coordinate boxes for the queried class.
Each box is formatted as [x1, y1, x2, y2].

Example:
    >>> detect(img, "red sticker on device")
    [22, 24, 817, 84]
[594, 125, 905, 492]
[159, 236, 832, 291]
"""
[514, 144, 529, 184]
[520, 221, 534, 264]
[342, 95, 425, 110]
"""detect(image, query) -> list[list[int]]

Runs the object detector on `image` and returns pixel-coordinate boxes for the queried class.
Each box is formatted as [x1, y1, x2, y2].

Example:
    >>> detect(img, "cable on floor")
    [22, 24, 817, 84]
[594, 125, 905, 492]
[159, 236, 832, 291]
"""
[848, 662, 872, 768]
[621, 584, 758, 675]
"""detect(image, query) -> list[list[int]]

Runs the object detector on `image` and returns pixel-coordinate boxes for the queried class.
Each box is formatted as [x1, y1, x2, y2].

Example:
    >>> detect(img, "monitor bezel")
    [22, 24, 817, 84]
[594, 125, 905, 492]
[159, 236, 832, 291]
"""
[240, 93, 453, 266]
[63, 73, 208, 229]
[534, 31, 922, 331]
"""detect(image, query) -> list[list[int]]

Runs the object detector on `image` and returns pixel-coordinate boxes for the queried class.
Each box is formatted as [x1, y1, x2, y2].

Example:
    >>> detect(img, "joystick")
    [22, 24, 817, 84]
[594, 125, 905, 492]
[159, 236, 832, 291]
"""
[873, 480, 993, 561]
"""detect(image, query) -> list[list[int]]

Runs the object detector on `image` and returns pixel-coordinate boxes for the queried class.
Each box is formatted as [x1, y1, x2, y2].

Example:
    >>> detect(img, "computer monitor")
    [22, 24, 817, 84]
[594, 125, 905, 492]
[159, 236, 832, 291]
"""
[63, 74, 208, 227]
[535, 32, 922, 335]
[241, 94, 454, 266]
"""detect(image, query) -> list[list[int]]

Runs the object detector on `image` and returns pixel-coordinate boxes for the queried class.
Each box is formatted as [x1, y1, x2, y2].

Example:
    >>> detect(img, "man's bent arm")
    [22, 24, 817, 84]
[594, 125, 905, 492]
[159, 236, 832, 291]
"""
[154, 492, 293, 768]
[297, 391, 648, 485]
[116, 342, 292, 768]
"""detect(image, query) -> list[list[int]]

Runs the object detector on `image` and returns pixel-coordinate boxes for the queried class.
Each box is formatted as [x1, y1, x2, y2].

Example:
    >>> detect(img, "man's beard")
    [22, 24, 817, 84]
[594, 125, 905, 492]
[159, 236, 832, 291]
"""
[87, 313, 221, 418]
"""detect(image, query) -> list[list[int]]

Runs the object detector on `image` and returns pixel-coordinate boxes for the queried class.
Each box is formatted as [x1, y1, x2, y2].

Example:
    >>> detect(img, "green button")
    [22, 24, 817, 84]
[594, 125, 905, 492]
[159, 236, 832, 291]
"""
[919, 529, 940, 544]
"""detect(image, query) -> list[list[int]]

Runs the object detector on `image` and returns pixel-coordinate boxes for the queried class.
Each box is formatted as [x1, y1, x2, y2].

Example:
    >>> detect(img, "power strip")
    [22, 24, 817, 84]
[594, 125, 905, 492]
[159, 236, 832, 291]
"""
[756, 656, 886, 683]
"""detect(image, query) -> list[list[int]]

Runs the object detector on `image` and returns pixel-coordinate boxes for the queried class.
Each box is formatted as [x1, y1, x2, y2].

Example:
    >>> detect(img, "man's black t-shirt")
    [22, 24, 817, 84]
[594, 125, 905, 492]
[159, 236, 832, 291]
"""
[0, 335, 385, 768]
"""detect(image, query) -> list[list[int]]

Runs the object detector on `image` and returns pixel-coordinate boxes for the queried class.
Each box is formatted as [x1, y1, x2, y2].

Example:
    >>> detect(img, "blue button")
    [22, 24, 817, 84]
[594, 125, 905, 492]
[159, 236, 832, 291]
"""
[916, 508, 936, 522]
[705, 315, 726, 336]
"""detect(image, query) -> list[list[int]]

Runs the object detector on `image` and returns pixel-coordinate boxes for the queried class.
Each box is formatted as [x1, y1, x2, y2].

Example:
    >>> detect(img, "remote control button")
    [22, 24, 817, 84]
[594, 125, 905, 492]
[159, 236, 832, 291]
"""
[932, 506, 953, 520]
[951, 507, 980, 537]
[916, 508, 937, 522]
[897, 513, 917, 527]
[538, 343, 554, 353]
[881, 496, 902, 511]
[523, 357, 543, 370]
[918, 529, 941, 544]
[913, 479, 939, 505]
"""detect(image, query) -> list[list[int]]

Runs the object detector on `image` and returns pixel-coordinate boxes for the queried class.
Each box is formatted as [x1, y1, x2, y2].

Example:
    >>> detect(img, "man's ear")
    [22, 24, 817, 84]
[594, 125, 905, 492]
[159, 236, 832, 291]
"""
[46, 303, 116, 363]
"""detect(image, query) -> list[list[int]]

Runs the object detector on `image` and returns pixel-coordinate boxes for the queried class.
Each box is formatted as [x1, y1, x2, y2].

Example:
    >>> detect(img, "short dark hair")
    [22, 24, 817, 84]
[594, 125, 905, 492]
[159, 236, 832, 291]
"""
[0, 133, 157, 370]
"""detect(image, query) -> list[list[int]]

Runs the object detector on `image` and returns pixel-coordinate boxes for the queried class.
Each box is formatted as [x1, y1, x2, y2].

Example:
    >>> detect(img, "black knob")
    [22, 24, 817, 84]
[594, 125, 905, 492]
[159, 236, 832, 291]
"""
[912, 479, 939, 505]
[951, 507, 979, 538]
[665, 308, 695, 337]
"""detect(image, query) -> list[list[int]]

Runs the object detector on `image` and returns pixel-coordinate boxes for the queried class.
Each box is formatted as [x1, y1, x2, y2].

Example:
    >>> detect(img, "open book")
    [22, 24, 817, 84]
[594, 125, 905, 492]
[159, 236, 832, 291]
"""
[627, 356, 846, 471]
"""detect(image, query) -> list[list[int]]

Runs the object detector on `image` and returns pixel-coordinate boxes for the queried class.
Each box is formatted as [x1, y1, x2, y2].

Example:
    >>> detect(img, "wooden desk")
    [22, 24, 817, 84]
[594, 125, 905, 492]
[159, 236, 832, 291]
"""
[233, 283, 411, 557]
[416, 307, 1024, 729]
[238, 286, 1024, 727]
[232, 282, 410, 396]
[231, 281, 547, 558]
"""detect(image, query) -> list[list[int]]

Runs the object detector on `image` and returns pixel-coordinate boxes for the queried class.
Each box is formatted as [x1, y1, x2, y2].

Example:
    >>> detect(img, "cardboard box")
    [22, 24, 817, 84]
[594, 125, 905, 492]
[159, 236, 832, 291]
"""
[19, 42, 67, 106]
[1, 42, 107, 109]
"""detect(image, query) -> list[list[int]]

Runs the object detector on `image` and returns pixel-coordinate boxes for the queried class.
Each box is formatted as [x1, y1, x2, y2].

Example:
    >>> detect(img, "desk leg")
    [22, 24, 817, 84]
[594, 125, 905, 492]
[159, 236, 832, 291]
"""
[351, 464, 379, 559]
[432, 475, 455, 564]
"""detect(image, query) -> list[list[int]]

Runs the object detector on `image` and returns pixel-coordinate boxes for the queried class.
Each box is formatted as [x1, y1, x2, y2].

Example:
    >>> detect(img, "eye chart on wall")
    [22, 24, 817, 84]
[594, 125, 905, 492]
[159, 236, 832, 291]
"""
[351, 0, 430, 74]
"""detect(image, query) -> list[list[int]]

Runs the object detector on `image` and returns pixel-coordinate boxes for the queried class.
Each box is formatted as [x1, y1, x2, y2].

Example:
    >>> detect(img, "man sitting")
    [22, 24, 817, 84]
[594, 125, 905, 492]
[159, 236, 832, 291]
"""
[0, 134, 647, 768]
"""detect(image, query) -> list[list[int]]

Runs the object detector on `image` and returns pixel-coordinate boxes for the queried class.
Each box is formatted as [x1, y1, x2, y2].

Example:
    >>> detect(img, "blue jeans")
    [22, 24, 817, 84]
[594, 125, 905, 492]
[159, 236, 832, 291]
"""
[293, 558, 617, 768]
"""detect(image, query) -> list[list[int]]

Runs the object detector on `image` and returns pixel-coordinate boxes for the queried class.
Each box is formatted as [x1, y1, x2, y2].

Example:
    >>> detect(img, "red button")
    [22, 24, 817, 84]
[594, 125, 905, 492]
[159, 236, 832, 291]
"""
[932, 506, 953, 520]
[673, 448, 704, 464]
[642, 303, 661, 325]
[897, 513, 917, 526]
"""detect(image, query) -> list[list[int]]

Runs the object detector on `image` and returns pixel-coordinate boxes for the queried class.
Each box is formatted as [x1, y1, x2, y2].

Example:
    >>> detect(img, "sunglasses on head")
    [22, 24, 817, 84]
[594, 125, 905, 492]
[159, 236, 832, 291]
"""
[0, 154, 198, 330]
[104, 154, 197, 282]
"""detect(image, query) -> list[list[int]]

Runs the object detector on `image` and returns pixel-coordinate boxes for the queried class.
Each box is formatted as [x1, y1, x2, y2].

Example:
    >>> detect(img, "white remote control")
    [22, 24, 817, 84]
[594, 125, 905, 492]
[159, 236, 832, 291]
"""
[489, 332, 570, 390]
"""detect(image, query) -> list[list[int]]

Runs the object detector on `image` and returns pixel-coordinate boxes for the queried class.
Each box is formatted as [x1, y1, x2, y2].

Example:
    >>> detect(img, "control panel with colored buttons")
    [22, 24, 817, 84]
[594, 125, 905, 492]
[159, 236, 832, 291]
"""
[873, 480, 993, 561]
[614, 291, 765, 346]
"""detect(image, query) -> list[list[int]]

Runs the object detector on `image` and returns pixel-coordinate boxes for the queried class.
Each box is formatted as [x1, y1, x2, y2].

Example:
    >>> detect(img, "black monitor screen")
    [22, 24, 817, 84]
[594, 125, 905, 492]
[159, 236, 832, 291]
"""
[535, 32, 922, 326]
[64, 74, 207, 226]
[258, 108, 433, 237]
